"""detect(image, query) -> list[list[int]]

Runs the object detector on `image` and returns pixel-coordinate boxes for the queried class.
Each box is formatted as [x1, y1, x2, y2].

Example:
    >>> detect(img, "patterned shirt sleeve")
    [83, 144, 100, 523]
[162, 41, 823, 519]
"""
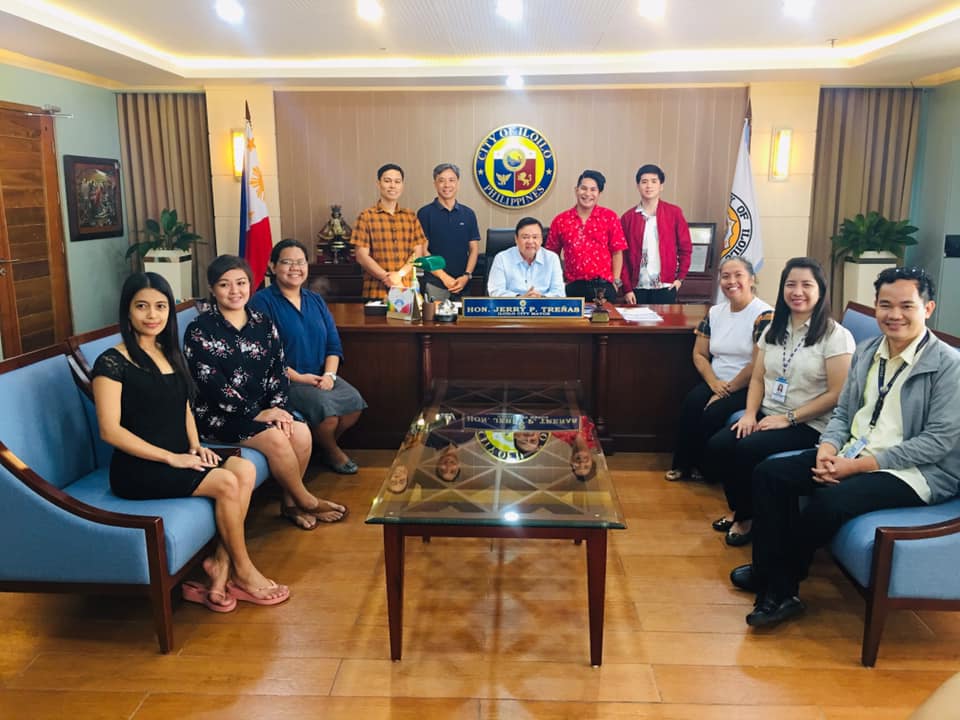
[752, 310, 774, 343]
[91, 348, 125, 382]
[695, 315, 711, 337]
[263, 320, 290, 409]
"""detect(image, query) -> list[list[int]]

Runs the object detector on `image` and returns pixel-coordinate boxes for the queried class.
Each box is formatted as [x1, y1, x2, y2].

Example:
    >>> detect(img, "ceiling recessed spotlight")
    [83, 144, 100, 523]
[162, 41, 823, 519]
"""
[215, 0, 244, 24]
[782, 0, 814, 21]
[505, 73, 524, 90]
[496, 0, 523, 23]
[357, 0, 384, 23]
[637, 0, 666, 21]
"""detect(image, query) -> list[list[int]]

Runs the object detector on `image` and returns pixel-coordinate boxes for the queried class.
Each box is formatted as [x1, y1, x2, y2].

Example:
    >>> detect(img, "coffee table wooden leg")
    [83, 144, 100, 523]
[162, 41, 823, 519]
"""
[383, 525, 405, 661]
[585, 528, 608, 667]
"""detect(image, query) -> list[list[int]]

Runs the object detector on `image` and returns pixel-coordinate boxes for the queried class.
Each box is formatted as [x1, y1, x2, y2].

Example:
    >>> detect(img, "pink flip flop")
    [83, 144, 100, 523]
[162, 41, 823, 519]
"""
[181, 580, 237, 613]
[226, 580, 291, 606]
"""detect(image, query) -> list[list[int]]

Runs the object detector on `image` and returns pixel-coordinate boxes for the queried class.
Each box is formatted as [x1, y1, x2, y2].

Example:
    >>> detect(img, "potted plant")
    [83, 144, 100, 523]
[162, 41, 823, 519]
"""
[831, 211, 918, 306]
[125, 208, 204, 301]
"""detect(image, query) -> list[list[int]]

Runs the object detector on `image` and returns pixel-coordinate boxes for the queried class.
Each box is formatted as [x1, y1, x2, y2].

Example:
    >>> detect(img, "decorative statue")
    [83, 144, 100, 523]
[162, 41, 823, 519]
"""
[316, 204, 353, 264]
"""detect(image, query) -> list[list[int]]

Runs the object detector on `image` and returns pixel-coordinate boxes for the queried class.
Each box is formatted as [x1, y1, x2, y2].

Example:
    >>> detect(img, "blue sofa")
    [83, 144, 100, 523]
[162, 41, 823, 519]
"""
[825, 303, 960, 666]
[721, 302, 960, 664]
[0, 302, 271, 653]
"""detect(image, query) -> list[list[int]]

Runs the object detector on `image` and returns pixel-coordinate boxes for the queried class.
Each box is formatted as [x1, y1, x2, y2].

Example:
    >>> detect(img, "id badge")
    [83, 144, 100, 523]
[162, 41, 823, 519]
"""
[771, 376, 789, 404]
[841, 436, 868, 459]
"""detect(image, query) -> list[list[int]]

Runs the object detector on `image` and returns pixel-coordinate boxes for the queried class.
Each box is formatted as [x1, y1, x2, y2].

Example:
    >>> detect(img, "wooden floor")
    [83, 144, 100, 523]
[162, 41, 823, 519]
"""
[2, 450, 959, 719]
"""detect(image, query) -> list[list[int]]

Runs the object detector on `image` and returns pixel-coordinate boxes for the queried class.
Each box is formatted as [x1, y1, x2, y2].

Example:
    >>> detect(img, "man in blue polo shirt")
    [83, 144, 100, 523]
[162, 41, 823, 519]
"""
[417, 163, 480, 301]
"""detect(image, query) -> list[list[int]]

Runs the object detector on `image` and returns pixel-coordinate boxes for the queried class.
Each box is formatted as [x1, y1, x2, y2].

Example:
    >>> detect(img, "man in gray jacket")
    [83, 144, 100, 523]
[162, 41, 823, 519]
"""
[729, 266, 960, 628]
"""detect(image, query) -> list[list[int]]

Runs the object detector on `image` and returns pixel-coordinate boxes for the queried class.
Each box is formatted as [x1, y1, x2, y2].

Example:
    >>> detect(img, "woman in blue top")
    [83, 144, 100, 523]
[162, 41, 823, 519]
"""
[250, 239, 367, 475]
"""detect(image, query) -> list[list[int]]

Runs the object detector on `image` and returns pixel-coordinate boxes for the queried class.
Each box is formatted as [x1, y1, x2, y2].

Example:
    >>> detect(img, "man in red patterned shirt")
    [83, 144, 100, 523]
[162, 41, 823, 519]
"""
[545, 170, 627, 300]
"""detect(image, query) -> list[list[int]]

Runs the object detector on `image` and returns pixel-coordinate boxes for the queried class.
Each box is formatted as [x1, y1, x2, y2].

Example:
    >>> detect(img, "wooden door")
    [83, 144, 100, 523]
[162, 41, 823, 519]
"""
[0, 101, 72, 358]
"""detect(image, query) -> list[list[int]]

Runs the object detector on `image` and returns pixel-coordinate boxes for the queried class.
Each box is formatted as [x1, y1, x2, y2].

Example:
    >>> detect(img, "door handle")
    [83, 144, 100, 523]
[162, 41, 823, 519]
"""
[0, 259, 19, 277]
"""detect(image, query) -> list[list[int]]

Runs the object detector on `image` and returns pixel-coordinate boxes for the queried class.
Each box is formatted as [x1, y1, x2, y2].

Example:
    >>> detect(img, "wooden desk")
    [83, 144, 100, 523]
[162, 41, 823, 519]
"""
[330, 303, 705, 453]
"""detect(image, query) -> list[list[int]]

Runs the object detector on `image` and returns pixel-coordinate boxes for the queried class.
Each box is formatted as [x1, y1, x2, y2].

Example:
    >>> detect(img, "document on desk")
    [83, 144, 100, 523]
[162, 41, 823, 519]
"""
[619, 307, 663, 323]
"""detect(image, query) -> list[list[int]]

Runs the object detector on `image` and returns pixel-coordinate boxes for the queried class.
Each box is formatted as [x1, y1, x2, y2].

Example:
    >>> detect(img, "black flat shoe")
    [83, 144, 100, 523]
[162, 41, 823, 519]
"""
[725, 528, 753, 546]
[730, 564, 758, 593]
[746, 595, 805, 627]
[712, 517, 734, 532]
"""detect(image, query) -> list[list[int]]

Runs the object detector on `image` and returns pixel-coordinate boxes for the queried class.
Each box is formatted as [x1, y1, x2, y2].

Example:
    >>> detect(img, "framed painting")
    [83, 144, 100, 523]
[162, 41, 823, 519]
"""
[63, 155, 124, 241]
[688, 222, 716, 273]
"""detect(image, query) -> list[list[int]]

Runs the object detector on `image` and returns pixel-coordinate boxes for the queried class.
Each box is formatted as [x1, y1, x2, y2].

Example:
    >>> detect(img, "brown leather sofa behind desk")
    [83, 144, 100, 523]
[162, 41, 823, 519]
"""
[329, 303, 705, 453]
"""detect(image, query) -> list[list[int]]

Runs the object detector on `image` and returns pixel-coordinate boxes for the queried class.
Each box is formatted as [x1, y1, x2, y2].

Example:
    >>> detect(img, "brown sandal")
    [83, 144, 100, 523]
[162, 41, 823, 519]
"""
[280, 504, 319, 531]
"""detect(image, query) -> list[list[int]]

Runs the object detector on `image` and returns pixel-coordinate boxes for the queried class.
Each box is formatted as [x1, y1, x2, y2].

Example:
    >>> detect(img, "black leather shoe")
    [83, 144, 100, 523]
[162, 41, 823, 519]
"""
[730, 564, 758, 593]
[746, 595, 805, 627]
[725, 528, 753, 546]
[712, 517, 733, 532]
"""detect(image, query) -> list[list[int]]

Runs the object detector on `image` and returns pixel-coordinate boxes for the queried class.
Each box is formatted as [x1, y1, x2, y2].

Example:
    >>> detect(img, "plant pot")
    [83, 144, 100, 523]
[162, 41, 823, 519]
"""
[843, 252, 897, 307]
[144, 249, 194, 302]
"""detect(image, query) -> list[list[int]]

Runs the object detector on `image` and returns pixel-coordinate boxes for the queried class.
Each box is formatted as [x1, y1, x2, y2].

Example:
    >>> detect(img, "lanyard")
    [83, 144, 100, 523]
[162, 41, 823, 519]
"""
[869, 331, 930, 428]
[781, 330, 807, 376]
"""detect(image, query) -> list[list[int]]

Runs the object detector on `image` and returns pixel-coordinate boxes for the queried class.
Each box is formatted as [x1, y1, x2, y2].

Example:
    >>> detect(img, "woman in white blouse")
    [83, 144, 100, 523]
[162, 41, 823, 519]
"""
[666, 257, 772, 482]
[703, 257, 855, 546]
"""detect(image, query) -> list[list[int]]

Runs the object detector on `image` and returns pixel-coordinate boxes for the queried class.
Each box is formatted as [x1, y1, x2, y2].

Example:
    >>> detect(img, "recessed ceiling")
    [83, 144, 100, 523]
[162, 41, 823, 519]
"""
[0, 0, 958, 88]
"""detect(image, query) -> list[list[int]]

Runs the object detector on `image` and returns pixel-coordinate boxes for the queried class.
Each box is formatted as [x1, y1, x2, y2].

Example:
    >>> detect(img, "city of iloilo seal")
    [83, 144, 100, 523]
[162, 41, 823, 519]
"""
[474, 124, 556, 209]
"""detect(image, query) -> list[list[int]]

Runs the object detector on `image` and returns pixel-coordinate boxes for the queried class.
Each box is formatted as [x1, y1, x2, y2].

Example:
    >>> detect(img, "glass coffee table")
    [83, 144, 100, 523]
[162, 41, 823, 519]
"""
[366, 381, 626, 666]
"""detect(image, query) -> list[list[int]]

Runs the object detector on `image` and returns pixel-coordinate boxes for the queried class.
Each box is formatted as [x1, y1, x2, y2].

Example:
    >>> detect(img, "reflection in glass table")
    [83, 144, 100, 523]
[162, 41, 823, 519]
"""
[365, 381, 626, 666]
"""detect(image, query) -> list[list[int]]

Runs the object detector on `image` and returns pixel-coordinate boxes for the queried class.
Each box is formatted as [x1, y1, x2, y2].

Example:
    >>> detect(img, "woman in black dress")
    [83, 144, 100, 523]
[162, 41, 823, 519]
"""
[184, 255, 347, 531]
[92, 272, 289, 610]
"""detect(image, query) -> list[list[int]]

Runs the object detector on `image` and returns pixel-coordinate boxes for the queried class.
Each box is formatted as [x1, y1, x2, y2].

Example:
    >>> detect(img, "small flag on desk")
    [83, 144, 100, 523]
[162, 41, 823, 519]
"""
[717, 119, 764, 302]
[238, 102, 273, 289]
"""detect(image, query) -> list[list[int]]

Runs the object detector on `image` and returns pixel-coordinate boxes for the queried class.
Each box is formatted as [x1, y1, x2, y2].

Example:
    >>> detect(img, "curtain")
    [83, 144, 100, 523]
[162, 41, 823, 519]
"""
[116, 93, 216, 296]
[807, 88, 922, 312]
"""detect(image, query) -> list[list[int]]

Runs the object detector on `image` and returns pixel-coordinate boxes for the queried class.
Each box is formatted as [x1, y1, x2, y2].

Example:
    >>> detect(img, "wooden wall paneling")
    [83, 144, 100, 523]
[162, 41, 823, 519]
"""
[275, 87, 747, 257]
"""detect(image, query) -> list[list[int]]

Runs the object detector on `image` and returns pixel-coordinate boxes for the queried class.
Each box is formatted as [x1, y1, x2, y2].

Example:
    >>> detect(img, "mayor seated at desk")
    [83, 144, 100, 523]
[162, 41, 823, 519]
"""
[486, 217, 566, 298]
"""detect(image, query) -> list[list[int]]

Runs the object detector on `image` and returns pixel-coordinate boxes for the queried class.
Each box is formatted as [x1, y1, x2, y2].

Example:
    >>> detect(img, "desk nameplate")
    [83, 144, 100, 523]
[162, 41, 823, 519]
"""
[461, 297, 585, 320]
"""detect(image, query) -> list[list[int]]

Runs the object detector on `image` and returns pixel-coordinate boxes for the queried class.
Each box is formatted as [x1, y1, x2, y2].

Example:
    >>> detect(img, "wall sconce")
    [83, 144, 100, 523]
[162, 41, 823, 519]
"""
[769, 127, 792, 181]
[231, 129, 244, 180]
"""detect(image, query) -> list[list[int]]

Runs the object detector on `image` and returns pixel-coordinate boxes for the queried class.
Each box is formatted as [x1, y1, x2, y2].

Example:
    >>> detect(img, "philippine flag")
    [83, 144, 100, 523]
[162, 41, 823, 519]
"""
[238, 104, 273, 289]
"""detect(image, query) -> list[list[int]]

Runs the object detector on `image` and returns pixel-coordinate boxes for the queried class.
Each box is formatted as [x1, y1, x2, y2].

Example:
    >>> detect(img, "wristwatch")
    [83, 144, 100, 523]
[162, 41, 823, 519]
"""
[613, 278, 623, 289]
[464, 271, 473, 279]
[786, 409, 797, 426]
[324, 371, 337, 382]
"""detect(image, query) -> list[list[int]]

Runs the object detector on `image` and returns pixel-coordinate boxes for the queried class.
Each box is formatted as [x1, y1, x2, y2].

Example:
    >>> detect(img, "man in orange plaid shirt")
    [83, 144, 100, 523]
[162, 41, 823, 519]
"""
[353, 163, 427, 300]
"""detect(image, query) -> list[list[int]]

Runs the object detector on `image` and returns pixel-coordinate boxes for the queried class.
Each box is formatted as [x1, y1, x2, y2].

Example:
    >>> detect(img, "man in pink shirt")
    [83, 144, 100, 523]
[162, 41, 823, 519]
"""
[620, 164, 692, 305]
[546, 170, 627, 300]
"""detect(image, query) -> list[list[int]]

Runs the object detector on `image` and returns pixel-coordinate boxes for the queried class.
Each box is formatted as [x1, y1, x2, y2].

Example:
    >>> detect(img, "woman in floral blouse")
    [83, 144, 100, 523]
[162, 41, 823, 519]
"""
[184, 255, 347, 530]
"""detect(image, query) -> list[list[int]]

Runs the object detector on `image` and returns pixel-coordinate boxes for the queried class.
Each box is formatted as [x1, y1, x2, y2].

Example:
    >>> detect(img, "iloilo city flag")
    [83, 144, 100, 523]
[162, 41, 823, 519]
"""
[718, 119, 764, 303]
[238, 108, 273, 289]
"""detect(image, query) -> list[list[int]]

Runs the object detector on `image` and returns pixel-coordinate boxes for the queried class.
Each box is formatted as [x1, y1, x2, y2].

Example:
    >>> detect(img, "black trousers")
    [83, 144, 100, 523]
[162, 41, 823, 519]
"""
[565, 279, 618, 301]
[671, 382, 748, 474]
[632, 287, 677, 304]
[751, 449, 925, 598]
[703, 418, 820, 521]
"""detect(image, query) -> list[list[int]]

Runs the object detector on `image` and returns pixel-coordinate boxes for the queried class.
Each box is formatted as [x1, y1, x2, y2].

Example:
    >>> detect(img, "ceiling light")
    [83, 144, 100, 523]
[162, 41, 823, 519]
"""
[497, 0, 523, 23]
[505, 73, 524, 90]
[637, 0, 666, 21]
[214, 0, 244, 24]
[782, 0, 814, 21]
[357, 0, 384, 22]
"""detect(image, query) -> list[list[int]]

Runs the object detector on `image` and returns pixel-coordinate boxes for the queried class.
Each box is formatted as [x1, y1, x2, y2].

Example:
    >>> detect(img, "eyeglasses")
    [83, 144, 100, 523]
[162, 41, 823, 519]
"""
[277, 259, 308, 267]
